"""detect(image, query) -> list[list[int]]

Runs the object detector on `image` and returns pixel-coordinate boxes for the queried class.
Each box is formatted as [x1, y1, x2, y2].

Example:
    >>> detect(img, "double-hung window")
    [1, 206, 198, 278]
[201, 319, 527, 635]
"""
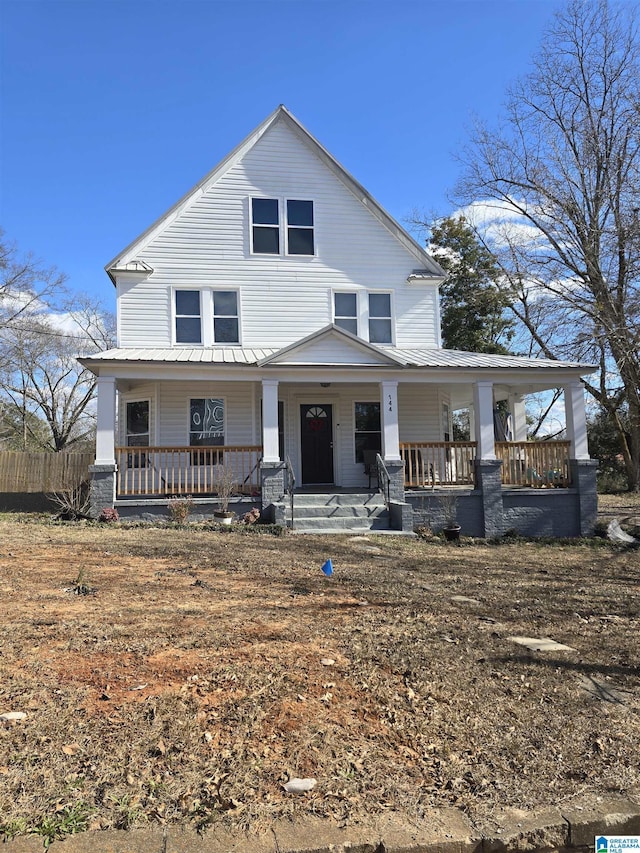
[251, 198, 315, 256]
[354, 402, 381, 463]
[190, 398, 224, 465]
[251, 198, 280, 254]
[334, 292, 358, 335]
[368, 293, 392, 344]
[126, 400, 149, 468]
[286, 200, 314, 255]
[213, 291, 239, 343]
[175, 290, 202, 344]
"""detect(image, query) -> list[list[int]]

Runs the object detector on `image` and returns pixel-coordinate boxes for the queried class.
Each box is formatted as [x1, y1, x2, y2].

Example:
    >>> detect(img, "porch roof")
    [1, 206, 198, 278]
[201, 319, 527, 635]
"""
[81, 345, 595, 372]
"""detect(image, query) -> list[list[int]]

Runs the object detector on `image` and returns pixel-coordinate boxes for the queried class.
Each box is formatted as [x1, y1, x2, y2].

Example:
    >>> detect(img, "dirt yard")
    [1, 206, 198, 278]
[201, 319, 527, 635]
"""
[0, 496, 639, 844]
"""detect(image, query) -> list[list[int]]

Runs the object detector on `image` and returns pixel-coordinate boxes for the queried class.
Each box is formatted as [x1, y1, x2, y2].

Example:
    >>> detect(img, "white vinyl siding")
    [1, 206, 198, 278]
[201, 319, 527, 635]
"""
[117, 121, 440, 349]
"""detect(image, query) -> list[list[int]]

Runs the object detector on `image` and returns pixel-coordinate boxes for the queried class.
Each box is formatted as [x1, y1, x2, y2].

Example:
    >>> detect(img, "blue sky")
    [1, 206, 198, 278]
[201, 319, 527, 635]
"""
[1, 0, 560, 307]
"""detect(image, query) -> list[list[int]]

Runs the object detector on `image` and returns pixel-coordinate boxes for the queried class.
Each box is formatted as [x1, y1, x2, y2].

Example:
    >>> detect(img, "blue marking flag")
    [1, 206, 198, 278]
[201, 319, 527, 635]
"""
[321, 559, 333, 577]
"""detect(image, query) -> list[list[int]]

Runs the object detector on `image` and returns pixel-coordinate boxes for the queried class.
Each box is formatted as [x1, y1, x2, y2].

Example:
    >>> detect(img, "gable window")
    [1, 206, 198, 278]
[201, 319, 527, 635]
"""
[213, 291, 239, 343]
[334, 292, 358, 335]
[368, 293, 392, 344]
[126, 400, 149, 468]
[251, 198, 280, 254]
[251, 197, 314, 256]
[175, 290, 202, 344]
[354, 402, 381, 463]
[286, 200, 314, 255]
[190, 398, 224, 465]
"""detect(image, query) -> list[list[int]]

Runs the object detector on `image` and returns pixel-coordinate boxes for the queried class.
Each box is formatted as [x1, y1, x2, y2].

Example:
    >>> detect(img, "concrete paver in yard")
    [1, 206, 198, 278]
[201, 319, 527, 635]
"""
[508, 636, 576, 652]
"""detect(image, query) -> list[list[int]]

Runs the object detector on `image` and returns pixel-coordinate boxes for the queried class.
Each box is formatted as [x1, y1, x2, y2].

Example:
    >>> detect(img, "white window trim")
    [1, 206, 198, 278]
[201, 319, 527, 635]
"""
[172, 287, 202, 347]
[172, 288, 242, 347]
[121, 395, 153, 446]
[187, 395, 226, 447]
[212, 287, 242, 346]
[332, 289, 359, 335]
[330, 289, 395, 344]
[367, 290, 395, 345]
[250, 196, 316, 258]
[353, 400, 382, 464]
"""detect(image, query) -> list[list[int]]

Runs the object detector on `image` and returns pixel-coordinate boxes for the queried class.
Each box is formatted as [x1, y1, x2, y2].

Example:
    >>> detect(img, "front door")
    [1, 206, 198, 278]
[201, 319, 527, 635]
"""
[300, 404, 334, 485]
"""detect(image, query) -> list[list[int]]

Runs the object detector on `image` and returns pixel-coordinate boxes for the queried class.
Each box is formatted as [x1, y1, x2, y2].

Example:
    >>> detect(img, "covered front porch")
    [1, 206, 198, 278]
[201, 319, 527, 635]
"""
[113, 438, 574, 497]
[86, 372, 595, 537]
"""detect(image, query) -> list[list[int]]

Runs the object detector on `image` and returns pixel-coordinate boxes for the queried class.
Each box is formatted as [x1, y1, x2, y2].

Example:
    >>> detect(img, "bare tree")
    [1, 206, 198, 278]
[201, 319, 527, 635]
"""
[0, 231, 66, 341]
[457, 0, 640, 490]
[0, 294, 115, 452]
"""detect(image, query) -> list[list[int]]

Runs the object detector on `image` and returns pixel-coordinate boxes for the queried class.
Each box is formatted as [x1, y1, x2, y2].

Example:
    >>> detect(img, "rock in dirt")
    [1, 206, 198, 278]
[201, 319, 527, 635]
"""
[283, 777, 317, 793]
[607, 519, 638, 544]
[0, 711, 27, 722]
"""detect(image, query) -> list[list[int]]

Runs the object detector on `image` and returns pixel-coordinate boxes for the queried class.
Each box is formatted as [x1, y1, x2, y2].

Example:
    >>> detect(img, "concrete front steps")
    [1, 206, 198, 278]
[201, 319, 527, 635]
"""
[288, 491, 391, 533]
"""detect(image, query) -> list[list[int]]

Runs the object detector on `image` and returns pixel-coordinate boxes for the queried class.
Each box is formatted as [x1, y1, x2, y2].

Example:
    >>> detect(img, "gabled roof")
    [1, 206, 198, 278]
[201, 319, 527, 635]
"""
[257, 324, 405, 367]
[105, 106, 446, 282]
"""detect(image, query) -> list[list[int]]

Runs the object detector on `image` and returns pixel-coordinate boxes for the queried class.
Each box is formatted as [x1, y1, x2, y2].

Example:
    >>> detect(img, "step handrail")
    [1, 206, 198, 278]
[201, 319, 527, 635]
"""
[285, 455, 296, 530]
[376, 453, 391, 509]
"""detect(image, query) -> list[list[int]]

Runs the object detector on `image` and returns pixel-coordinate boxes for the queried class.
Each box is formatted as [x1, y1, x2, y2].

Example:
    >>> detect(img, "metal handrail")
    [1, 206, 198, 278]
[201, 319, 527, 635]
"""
[285, 455, 296, 530]
[376, 453, 391, 508]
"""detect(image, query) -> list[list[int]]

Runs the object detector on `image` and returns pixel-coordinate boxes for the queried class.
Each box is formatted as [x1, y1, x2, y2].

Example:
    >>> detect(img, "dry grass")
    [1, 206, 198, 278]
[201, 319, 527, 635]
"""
[0, 497, 639, 843]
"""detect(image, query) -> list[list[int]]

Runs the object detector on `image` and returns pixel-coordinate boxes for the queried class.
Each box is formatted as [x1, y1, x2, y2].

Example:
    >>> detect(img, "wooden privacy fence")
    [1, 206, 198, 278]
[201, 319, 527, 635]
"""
[0, 452, 93, 493]
[116, 445, 262, 497]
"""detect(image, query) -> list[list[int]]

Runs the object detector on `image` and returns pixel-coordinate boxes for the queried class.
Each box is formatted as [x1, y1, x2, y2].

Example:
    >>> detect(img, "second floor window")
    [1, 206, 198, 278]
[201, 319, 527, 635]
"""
[175, 290, 201, 344]
[368, 293, 392, 344]
[251, 197, 315, 256]
[334, 292, 358, 335]
[213, 291, 239, 343]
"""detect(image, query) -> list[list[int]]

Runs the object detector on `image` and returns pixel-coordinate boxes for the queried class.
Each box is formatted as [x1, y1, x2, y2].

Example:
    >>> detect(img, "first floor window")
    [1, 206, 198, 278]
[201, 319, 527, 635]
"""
[334, 292, 358, 335]
[175, 290, 202, 344]
[368, 293, 392, 343]
[213, 290, 239, 343]
[354, 402, 381, 463]
[190, 398, 224, 465]
[126, 400, 149, 468]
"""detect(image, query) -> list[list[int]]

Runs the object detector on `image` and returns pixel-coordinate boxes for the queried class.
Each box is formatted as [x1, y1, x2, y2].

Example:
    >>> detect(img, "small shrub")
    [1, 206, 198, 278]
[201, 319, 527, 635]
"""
[48, 482, 91, 520]
[98, 507, 119, 523]
[242, 507, 261, 525]
[415, 524, 433, 540]
[167, 495, 195, 524]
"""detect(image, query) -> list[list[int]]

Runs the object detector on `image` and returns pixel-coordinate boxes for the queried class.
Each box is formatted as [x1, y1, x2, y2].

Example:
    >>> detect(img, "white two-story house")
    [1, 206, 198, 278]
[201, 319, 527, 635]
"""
[82, 106, 597, 536]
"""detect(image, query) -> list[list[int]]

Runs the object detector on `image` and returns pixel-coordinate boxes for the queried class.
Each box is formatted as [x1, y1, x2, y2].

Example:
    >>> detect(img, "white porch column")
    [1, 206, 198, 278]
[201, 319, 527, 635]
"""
[261, 379, 280, 463]
[564, 381, 590, 459]
[508, 392, 528, 442]
[95, 376, 117, 465]
[473, 380, 496, 460]
[380, 380, 401, 461]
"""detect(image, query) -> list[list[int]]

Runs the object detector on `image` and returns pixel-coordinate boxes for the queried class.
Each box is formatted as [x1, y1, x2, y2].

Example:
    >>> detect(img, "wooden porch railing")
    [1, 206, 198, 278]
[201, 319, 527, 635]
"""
[401, 440, 573, 488]
[115, 445, 262, 497]
[401, 442, 477, 487]
[495, 441, 571, 487]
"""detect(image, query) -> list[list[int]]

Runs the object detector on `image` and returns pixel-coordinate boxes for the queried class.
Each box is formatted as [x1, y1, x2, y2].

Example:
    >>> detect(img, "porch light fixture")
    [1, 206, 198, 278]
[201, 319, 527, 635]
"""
[320, 382, 331, 387]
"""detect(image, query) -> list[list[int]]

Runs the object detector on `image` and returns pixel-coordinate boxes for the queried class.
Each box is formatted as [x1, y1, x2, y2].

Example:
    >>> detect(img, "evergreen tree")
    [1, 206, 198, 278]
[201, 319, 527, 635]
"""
[428, 216, 514, 354]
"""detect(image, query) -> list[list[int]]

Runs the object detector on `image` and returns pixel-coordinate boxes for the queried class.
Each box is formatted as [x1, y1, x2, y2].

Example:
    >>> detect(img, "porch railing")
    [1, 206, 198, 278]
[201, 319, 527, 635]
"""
[400, 440, 573, 488]
[495, 441, 571, 488]
[401, 442, 477, 487]
[115, 445, 262, 497]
